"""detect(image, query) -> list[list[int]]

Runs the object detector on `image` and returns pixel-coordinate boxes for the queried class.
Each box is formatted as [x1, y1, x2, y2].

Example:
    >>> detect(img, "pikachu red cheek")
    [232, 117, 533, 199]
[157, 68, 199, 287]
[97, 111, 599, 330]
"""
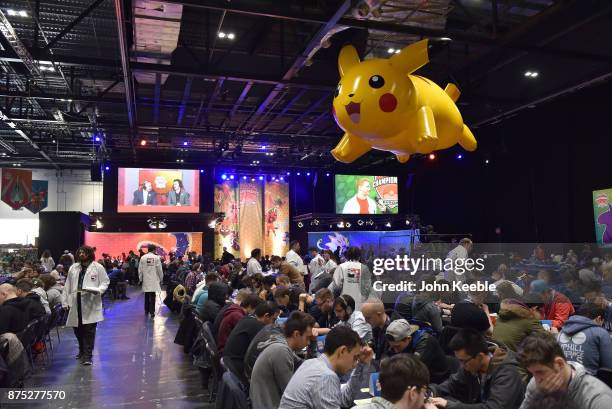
[379, 93, 397, 112]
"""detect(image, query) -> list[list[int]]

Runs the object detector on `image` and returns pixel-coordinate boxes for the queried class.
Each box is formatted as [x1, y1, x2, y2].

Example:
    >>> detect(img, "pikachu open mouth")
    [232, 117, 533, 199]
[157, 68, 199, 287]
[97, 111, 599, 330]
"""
[345, 102, 361, 124]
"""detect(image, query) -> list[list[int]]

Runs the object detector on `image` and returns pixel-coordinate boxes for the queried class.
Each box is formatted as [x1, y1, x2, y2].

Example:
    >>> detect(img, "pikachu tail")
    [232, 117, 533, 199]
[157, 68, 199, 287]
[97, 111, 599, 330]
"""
[458, 124, 477, 152]
[444, 83, 460, 102]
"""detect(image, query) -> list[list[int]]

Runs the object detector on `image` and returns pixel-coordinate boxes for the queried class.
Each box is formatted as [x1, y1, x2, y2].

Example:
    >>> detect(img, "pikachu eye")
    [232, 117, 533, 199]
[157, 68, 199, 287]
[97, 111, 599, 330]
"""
[335, 84, 341, 98]
[369, 75, 385, 89]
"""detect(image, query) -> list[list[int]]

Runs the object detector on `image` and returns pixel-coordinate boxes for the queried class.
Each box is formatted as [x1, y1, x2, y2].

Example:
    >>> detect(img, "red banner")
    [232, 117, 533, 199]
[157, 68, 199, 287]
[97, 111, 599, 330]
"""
[1, 169, 32, 209]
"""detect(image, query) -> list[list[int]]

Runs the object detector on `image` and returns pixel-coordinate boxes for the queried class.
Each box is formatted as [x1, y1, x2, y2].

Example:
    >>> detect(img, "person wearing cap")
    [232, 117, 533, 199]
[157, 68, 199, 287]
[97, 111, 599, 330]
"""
[530, 279, 575, 329]
[384, 319, 451, 384]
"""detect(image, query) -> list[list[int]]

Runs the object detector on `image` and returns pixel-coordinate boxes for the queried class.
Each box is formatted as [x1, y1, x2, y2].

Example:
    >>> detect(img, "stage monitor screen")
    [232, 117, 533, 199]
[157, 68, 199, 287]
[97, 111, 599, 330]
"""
[335, 174, 398, 214]
[117, 168, 200, 213]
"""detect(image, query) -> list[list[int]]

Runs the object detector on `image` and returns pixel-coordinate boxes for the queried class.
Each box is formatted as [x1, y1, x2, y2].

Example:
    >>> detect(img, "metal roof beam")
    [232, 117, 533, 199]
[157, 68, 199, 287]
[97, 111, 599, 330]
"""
[42, 0, 107, 52]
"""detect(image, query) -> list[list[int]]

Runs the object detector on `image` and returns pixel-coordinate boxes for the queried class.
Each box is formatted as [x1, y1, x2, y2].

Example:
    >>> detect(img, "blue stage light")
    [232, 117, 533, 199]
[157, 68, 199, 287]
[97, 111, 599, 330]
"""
[104, 165, 110, 171]
[229, 175, 235, 180]
[221, 174, 227, 180]
[297, 172, 301, 176]
[457, 154, 463, 160]
[306, 172, 311, 176]
[258, 176, 264, 181]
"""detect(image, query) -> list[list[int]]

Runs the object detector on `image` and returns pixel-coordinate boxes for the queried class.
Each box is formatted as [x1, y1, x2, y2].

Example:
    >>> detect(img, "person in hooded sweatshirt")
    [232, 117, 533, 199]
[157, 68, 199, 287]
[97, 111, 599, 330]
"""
[431, 328, 525, 409]
[493, 298, 544, 352]
[216, 294, 263, 354]
[411, 275, 443, 334]
[0, 283, 33, 335]
[14, 278, 47, 319]
[200, 281, 228, 323]
[557, 302, 612, 375]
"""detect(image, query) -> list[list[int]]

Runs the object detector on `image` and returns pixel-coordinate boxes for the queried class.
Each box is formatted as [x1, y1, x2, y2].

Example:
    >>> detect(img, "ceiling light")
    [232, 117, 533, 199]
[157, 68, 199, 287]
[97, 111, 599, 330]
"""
[140, 139, 146, 146]
[387, 48, 395, 54]
[485, 159, 490, 164]
[95, 219, 103, 229]
[428, 153, 435, 160]
[440, 37, 452, 41]
[18, 10, 27, 17]
[242, 176, 247, 180]
[218, 32, 226, 38]
[227, 33, 235, 40]
[395, 49, 400, 54]
[456, 154, 463, 160]
[7, 9, 16, 16]
[297, 222, 304, 228]
[337, 221, 345, 228]
[105, 165, 110, 171]
[385, 222, 392, 228]
[531, 72, 539, 78]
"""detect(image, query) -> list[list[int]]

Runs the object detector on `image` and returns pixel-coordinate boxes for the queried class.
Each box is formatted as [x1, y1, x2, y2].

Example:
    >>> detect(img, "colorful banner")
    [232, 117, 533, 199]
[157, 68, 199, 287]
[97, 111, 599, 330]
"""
[335, 174, 398, 214]
[84, 232, 203, 259]
[25, 180, 49, 214]
[1, 168, 33, 209]
[308, 230, 419, 257]
[214, 181, 240, 258]
[239, 181, 263, 260]
[593, 188, 612, 247]
[264, 180, 290, 256]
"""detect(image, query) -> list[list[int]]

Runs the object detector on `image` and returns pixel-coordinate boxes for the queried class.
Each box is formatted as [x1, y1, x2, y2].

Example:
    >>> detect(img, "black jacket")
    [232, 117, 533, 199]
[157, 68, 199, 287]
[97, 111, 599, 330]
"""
[23, 294, 46, 321]
[223, 315, 265, 384]
[384, 330, 451, 383]
[201, 282, 228, 324]
[433, 343, 525, 409]
[0, 298, 31, 335]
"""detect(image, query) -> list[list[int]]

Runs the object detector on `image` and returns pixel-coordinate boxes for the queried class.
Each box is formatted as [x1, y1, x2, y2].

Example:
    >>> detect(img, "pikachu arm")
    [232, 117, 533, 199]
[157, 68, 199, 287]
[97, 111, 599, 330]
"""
[390, 39, 430, 74]
[414, 105, 439, 154]
[331, 132, 371, 163]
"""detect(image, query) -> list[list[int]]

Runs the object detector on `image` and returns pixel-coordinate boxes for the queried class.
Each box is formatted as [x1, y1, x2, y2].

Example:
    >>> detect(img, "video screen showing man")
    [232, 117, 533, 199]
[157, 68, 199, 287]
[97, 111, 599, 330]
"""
[167, 179, 190, 206]
[342, 178, 382, 214]
[133, 181, 157, 205]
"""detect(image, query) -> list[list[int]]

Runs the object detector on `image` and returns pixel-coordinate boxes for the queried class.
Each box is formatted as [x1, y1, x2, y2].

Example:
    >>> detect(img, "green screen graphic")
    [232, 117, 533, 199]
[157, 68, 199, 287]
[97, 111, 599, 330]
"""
[335, 174, 398, 214]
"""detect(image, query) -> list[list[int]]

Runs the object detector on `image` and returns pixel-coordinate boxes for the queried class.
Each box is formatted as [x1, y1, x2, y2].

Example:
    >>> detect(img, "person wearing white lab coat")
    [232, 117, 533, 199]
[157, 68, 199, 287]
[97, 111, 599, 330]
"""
[286, 241, 305, 276]
[61, 245, 109, 366]
[139, 244, 163, 318]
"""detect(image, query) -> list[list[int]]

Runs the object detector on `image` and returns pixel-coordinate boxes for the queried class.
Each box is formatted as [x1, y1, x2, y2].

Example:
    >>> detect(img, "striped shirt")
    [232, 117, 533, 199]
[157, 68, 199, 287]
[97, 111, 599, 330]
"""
[279, 354, 369, 409]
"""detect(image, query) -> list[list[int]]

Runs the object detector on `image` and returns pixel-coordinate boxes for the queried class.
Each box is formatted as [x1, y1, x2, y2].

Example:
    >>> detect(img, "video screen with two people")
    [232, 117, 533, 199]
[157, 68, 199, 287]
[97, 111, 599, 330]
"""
[335, 174, 399, 214]
[117, 168, 200, 213]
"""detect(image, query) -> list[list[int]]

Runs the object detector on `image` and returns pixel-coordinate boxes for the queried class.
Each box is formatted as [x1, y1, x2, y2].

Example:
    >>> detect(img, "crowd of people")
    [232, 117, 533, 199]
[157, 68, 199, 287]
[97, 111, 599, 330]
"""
[0, 240, 611, 407]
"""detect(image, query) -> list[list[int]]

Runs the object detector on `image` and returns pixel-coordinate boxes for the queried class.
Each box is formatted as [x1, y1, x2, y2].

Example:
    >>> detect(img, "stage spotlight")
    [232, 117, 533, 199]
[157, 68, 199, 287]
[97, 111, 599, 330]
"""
[485, 159, 490, 164]
[297, 172, 301, 176]
[428, 153, 435, 160]
[306, 172, 311, 176]
[385, 222, 392, 228]
[357, 219, 364, 226]
[297, 222, 304, 228]
[229, 175, 235, 180]
[406, 219, 411, 225]
[345, 222, 352, 228]
[140, 139, 146, 146]
[251, 178, 255, 182]
[183, 141, 188, 146]
[242, 176, 247, 180]
[280, 176, 284, 181]
[286, 171, 290, 176]
[313, 219, 320, 226]
[326, 173, 330, 177]
[95, 136, 101, 142]
[260, 145, 267, 150]
[148, 217, 167, 230]
[337, 221, 345, 228]
[258, 176, 264, 181]
[208, 219, 218, 229]
[456, 154, 463, 160]
[104, 165, 110, 171]
[200, 169, 204, 173]
[95, 219, 103, 229]
[366, 219, 374, 226]
[221, 174, 227, 180]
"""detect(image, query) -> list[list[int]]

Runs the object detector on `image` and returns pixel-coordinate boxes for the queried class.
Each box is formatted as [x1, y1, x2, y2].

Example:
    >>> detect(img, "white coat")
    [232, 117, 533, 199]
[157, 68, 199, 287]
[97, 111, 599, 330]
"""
[61, 261, 109, 327]
[342, 195, 377, 214]
[138, 252, 163, 292]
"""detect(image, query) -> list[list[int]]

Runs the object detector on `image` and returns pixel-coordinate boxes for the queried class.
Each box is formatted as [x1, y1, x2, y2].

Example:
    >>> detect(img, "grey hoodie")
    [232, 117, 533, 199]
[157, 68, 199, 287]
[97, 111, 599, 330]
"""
[558, 315, 612, 375]
[520, 362, 612, 409]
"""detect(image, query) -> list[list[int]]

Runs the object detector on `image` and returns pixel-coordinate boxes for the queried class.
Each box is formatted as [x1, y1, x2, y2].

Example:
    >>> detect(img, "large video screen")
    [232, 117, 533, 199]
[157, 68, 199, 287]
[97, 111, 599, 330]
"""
[335, 174, 398, 214]
[117, 168, 200, 213]
[593, 188, 612, 248]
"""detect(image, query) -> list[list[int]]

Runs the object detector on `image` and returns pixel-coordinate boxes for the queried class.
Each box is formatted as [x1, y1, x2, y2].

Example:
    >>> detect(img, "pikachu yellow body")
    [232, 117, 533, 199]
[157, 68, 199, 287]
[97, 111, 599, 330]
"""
[331, 39, 477, 163]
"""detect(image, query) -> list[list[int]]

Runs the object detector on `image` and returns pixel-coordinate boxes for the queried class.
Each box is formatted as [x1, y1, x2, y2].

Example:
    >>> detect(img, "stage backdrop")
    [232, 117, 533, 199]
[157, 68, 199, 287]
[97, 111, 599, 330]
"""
[84, 231, 203, 258]
[593, 188, 612, 247]
[214, 180, 289, 260]
[308, 230, 419, 257]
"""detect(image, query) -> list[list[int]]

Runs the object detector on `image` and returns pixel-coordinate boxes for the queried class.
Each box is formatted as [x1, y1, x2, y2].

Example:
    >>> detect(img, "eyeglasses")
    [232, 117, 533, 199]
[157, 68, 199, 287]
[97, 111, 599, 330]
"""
[457, 355, 477, 366]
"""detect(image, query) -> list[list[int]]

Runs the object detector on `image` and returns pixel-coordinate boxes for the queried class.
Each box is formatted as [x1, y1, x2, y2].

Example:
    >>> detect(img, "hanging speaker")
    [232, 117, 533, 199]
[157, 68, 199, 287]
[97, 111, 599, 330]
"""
[90, 161, 102, 182]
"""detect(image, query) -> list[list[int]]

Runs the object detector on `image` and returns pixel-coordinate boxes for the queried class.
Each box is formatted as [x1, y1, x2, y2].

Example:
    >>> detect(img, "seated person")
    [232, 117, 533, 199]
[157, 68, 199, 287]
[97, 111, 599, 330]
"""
[431, 328, 525, 409]
[361, 298, 390, 360]
[558, 303, 612, 375]
[384, 319, 451, 384]
[15, 279, 47, 319]
[216, 294, 263, 354]
[279, 326, 373, 409]
[302, 288, 336, 329]
[39, 274, 64, 307]
[518, 332, 612, 409]
[167, 179, 190, 206]
[224, 301, 280, 384]
[0, 283, 30, 334]
[244, 322, 286, 381]
[530, 280, 575, 329]
[353, 354, 434, 409]
[133, 180, 157, 205]
[250, 311, 316, 409]
[492, 298, 543, 352]
[212, 289, 250, 339]
[258, 275, 276, 302]
[271, 256, 305, 292]
[275, 287, 298, 318]
[193, 272, 219, 317]
[450, 281, 493, 335]
[200, 281, 228, 323]
[332, 294, 372, 343]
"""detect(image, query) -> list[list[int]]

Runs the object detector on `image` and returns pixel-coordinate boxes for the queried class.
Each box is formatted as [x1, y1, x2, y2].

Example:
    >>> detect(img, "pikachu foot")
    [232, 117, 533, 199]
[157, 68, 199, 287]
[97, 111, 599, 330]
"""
[331, 132, 371, 163]
[415, 134, 439, 154]
[396, 153, 410, 163]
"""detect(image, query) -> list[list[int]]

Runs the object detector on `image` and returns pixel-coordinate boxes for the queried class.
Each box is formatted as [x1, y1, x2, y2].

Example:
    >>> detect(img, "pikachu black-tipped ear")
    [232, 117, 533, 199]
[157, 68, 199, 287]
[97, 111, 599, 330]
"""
[390, 39, 429, 74]
[338, 45, 360, 77]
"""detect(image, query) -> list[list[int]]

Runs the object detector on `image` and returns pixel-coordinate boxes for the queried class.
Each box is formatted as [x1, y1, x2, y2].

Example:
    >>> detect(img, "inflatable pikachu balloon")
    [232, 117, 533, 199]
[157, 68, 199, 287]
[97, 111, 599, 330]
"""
[331, 39, 477, 163]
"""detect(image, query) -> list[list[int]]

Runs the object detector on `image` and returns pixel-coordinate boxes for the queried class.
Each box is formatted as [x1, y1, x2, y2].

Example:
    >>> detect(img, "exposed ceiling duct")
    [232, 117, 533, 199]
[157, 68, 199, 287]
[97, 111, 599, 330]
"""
[132, 0, 183, 85]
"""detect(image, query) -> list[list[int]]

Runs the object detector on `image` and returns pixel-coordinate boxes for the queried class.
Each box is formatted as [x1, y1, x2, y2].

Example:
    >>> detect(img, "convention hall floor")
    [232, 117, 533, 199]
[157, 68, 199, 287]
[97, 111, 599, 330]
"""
[13, 289, 213, 409]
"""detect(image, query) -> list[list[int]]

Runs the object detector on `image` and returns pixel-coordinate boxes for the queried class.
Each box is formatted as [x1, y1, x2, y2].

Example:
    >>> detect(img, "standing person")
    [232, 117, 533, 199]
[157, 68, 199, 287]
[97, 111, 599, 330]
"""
[61, 246, 109, 366]
[444, 238, 473, 282]
[286, 241, 305, 276]
[167, 179, 190, 206]
[247, 249, 263, 276]
[308, 247, 325, 293]
[329, 247, 371, 311]
[40, 250, 55, 273]
[139, 244, 163, 318]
